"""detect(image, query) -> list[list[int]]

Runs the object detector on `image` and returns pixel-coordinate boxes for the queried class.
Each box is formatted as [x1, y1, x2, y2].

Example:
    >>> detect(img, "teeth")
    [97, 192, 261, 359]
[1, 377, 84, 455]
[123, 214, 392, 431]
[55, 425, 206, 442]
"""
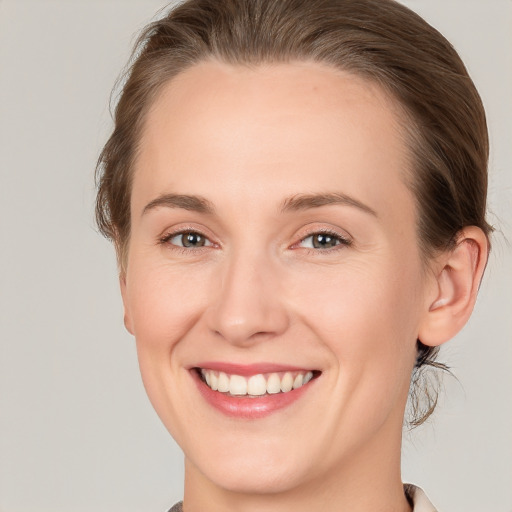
[229, 374, 247, 395]
[217, 372, 230, 392]
[303, 371, 313, 385]
[280, 372, 294, 392]
[200, 369, 317, 396]
[293, 373, 303, 389]
[247, 374, 267, 395]
[267, 373, 281, 394]
[210, 371, 218, 391]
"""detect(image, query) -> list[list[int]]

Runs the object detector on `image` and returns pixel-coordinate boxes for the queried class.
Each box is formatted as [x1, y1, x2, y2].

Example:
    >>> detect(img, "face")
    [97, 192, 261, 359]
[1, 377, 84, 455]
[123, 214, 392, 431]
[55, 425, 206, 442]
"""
[122, 61, 431, 494]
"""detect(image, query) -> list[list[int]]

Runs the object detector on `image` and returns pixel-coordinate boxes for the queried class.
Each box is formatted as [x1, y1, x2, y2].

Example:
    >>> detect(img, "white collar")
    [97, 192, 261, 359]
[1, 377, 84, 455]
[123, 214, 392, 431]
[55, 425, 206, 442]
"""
[405, 484, 438, 512]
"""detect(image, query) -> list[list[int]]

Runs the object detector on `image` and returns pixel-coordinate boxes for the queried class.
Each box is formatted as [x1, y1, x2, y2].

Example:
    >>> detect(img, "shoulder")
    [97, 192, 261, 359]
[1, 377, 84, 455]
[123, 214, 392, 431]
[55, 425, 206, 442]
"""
[404, 484, 438, 512]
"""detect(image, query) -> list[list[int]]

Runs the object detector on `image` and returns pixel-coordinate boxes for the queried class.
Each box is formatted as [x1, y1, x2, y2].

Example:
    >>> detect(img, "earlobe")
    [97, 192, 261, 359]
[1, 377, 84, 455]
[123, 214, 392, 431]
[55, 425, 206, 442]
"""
[418, 227, 489, 347]
[119, 273, 135, 335]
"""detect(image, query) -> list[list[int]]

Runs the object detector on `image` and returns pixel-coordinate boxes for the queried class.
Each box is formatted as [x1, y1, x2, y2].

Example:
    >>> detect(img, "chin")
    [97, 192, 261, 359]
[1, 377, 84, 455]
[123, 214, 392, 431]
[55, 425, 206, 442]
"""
[196, 454, 309, 495]
[180, 428, 318, 496]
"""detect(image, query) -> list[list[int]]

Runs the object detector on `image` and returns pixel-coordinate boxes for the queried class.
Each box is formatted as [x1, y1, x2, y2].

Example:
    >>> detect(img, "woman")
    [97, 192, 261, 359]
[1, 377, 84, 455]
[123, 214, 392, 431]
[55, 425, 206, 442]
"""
[95, 0, 491, 510]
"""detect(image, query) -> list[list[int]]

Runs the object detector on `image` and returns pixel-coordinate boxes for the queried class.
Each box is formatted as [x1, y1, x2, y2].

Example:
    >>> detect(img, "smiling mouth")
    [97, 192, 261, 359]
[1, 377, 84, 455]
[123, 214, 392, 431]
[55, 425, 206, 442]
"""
[195, 368, 321, 397]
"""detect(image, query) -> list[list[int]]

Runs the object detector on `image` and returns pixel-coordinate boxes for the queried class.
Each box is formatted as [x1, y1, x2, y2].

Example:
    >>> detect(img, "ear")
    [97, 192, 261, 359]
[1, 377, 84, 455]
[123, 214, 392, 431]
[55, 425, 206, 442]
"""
[418, 226, 489, 347]
[119, 272, 135, 335]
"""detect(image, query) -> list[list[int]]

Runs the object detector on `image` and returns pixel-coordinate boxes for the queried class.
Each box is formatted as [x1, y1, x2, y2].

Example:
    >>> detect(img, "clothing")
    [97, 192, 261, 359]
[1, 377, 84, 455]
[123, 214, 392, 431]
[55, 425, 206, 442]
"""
[404, 484, 438, 512]
[167, 483, 437, 511]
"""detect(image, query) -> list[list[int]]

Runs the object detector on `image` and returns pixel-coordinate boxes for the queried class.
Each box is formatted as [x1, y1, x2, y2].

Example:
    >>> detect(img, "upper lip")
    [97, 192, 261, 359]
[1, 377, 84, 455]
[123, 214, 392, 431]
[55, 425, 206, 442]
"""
[192, 361, 316, 376]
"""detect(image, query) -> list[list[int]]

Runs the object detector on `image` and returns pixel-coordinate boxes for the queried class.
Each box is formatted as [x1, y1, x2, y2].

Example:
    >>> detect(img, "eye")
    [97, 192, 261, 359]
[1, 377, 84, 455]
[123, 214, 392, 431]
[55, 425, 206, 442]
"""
[163, 231, 213, 248]
[298, 231, 351, 250]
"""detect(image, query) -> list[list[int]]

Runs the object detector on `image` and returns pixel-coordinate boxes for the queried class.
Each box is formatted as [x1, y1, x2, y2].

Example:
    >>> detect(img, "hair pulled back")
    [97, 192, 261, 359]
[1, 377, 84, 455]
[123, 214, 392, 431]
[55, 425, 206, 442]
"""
[96, 0, 491, 426]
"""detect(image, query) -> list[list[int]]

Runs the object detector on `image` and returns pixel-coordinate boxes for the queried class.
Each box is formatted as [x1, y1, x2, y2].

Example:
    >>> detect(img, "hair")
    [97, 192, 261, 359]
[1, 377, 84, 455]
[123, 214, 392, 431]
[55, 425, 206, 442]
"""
[95, 0, 491, 426]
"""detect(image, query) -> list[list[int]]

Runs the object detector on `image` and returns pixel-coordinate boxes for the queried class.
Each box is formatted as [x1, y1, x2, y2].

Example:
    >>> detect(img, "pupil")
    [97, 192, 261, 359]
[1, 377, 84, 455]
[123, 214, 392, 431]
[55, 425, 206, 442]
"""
[183, 233, 204, 247]
[313, 234, 337, 249]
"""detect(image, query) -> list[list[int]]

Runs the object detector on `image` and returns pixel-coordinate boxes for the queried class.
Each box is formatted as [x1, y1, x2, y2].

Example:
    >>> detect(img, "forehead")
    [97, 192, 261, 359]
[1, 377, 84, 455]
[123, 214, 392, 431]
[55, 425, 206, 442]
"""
[134, 60, 414, 222]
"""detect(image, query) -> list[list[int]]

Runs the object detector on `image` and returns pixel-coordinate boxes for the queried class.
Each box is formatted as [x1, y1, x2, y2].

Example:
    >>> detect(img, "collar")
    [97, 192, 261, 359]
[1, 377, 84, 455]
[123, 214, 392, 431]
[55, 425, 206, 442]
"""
[404, 484, 438, 512]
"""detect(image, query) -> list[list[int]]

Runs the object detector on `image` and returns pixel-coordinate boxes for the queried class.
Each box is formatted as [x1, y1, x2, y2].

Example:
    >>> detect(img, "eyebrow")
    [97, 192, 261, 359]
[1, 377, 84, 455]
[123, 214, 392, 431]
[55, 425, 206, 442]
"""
[142, 191, 378, 218]
[142, 193, 215, 216]
[280, 192, 378, 217]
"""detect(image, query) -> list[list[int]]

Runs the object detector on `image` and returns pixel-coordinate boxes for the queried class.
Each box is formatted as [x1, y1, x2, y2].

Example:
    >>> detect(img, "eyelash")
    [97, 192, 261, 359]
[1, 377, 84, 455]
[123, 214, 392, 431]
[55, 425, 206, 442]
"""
[158, 229, 214, 254]
[158, 228, 352, 254]
[295, 229, 352, 253]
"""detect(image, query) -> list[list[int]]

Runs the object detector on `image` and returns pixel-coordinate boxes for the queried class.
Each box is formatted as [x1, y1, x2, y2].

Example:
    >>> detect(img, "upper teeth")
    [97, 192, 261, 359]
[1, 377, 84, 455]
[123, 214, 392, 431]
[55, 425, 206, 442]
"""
[200, 369, 314, 396]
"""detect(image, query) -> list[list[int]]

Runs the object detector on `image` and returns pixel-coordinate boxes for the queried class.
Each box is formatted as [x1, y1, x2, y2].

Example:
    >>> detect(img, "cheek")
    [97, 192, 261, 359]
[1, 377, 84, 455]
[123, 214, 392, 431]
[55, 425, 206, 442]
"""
[289, 257, 422, 378]
[124, 259, 214, 427]
[125, 259, 214, 372]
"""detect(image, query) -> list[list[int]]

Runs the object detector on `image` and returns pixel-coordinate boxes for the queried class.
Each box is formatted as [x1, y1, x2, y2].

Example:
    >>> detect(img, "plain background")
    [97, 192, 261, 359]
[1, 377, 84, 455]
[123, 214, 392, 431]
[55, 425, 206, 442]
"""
[0, 1, 510, 511]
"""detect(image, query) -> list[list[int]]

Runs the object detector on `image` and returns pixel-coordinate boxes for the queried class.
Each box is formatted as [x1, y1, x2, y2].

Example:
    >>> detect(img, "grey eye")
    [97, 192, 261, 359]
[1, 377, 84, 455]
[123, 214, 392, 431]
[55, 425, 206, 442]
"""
[312, 233, 339, 248]
[170, 232, 211, 248]
[300, 233, 345, 249]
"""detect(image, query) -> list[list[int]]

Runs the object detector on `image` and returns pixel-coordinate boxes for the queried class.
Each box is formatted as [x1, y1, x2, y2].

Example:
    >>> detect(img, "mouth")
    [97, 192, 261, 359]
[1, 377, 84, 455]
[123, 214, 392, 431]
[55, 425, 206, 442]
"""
[191, 364, 321, 418]
[196, 368, 319, 397]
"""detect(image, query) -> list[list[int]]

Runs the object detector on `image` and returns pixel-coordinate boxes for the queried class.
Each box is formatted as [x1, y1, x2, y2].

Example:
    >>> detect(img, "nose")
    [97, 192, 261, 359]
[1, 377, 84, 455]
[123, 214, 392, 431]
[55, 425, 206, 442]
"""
[205, 250, 290, 346]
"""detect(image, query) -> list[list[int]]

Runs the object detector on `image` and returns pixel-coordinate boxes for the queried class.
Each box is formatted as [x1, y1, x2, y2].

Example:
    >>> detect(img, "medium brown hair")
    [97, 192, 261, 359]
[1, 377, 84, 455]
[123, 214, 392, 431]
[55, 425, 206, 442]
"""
[95, 0, 491, 426]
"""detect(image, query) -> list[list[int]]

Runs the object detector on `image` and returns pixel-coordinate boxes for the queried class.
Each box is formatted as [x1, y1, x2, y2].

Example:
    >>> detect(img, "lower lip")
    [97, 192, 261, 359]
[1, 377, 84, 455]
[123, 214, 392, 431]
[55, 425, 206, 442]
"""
[191, 370, 316, 419]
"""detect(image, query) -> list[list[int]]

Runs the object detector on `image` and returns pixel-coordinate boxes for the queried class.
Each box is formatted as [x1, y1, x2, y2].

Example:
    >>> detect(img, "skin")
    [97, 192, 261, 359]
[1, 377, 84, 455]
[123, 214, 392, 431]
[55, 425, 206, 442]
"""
[120, 60, 488, 512]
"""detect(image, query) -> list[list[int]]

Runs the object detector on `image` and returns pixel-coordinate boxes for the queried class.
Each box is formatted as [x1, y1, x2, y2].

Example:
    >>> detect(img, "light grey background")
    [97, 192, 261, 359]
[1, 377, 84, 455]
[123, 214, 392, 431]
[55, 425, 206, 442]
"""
[0, 1, 510, 511]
